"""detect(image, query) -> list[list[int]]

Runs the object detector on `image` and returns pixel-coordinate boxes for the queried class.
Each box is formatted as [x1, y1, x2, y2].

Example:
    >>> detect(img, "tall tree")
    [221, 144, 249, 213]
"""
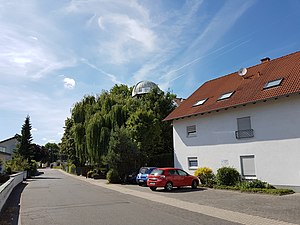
[45, 142, 60, 163]
[16, 115, 34, 162]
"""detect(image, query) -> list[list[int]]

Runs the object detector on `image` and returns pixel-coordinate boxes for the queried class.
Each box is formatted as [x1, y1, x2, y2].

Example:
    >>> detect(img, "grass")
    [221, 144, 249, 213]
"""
[213, 185, 295, 196]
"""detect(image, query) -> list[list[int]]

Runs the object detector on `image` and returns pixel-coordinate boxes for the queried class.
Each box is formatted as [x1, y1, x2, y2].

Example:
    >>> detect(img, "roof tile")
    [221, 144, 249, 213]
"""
[164, 51, 300, 121]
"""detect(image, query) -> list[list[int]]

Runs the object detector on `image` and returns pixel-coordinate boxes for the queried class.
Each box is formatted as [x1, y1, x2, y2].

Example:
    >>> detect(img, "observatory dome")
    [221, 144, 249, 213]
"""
[132, 81, 159, 97]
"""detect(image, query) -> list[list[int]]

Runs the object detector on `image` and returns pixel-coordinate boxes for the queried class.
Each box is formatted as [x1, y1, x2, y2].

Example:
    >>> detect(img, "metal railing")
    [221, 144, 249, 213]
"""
[235, 129, 254, 139]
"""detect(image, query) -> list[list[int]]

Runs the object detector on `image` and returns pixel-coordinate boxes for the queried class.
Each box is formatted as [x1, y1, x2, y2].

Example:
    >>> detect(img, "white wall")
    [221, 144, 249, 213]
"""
[173, 94, 300, 187]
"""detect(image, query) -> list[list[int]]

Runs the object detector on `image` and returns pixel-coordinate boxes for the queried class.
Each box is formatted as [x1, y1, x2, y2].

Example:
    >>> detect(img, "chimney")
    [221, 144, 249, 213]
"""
[260, 57, 270, 63]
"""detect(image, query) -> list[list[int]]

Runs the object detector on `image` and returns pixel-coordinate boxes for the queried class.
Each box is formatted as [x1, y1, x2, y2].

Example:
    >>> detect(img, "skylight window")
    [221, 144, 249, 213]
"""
[193, 98, 208, 107]
[218, 91, 234, 100]
[264, 78, 283, 89]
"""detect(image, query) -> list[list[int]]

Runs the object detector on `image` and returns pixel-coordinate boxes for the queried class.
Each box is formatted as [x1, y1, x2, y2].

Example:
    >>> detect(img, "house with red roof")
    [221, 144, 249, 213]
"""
[164, 51, 300, 190]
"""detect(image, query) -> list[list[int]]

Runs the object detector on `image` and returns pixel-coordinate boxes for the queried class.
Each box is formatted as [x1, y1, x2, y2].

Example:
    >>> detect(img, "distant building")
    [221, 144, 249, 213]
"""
[0, 136, 18, 172]
[164, 51, 300, 190]
[132, 81, 160, 97]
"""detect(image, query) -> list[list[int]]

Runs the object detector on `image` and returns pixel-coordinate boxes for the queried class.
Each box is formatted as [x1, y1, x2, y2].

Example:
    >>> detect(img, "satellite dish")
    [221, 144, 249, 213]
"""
[238, 68, 247, 76]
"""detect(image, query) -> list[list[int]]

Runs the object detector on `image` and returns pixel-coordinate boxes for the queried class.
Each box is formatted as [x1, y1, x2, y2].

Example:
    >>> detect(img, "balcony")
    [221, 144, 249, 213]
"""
[235, 129, 254, 139]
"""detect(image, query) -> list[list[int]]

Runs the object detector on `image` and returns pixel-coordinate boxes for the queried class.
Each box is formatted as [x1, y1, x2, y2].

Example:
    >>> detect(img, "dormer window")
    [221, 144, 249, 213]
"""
[264, 78, 283, 89]
[193, 98, 208, 107]
[218, 91, 234, 100]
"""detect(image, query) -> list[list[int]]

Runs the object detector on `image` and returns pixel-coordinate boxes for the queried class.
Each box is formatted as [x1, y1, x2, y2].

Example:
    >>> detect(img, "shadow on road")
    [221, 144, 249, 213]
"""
[29, 177, 62, 180]
[0, 182, 27, 225]
[153, 187, 206, 193]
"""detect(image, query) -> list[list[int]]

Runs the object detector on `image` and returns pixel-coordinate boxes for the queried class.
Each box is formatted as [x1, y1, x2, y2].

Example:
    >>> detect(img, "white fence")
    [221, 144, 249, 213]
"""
[0, 171, 27, 213]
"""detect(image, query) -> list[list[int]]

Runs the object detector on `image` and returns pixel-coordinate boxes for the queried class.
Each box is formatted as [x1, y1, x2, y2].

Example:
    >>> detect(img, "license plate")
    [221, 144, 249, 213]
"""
[150, 182, 155, 185]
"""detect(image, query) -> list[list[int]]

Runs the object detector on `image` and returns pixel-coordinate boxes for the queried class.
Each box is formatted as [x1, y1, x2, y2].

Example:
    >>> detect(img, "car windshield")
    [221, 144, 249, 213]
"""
[150, 169, 164, 175]
[139, 167, 155, 174]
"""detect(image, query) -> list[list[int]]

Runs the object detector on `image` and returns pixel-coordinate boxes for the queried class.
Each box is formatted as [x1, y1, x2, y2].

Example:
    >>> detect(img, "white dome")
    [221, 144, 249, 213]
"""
[132, 81, 159, 97]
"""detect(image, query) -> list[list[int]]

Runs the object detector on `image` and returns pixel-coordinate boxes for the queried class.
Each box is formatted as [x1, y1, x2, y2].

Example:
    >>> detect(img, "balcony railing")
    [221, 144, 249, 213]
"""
[235, 129, 254, 139]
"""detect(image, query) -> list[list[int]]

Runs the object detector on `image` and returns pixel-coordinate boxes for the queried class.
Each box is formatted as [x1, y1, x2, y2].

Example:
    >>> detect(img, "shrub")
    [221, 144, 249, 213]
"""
[0, 173, 10, 184]
[68, 164, 76, 174]
[238, 179, 273, 189]
[194, 167, 215, 186]
[216, 167, 240, 186]
[106, 169, 121, 183]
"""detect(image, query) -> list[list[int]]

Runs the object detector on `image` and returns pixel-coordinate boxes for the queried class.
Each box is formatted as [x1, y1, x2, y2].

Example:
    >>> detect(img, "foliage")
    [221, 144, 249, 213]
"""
[194, 167, 215, 186]
[45, 142, 60, 163]
[31, 144, 49, 163]
[237, 179, 274, 189]
[61, 84, 176, 172]
[68, 164, 76, 174]
[106, 169, 121, 183]
[216, 167, 241, 186]
[5, 154, 29, 174]
[104, 127, 139, 179]
[27, 160, 38, 176]
[16, 115, 34, 162]
[0, 173, 10, 184]
[213, 185, 294, 196]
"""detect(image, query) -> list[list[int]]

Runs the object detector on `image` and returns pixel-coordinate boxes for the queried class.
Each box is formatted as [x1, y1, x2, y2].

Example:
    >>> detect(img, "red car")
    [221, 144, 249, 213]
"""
[147, 168, 199, 191]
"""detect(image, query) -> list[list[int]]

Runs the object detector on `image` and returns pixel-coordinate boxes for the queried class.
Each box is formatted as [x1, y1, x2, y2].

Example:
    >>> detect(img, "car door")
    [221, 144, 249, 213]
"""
[176, 169, 190, 186]
[167, 169, 180, 186]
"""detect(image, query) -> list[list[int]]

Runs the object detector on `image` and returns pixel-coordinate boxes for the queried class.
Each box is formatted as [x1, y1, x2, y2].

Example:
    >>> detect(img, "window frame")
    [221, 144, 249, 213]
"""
[186, 125, 197, 137]
[218, 91, 235, 101]
[188, 157, 198, 170]
[240, 155, 256, 178]
[235, 116, 254, 139]
[193, 98, 208, 107]
[263, 78, 283, 89]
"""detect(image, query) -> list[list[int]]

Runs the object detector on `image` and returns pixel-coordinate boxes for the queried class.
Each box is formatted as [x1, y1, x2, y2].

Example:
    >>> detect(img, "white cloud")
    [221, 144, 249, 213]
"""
[63, 78, 76, 89]
[32, 128, 38, 132]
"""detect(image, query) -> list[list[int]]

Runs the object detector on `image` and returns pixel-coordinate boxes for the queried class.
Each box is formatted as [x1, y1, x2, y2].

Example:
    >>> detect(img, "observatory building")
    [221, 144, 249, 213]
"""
[132, 81, 159, 97]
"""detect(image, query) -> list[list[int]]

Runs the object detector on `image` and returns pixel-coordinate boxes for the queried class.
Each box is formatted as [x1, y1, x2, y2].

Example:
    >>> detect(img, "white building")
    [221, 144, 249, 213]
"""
[0, 136, 18, 172]
[164, 51, 300, 190]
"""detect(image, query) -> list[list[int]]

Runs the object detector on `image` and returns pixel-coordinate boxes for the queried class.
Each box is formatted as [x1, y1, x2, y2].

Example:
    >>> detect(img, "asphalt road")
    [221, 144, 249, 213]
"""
[19, 169, 239, 225]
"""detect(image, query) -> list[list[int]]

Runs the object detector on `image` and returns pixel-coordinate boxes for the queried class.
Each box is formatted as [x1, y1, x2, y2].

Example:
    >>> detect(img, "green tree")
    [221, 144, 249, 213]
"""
[16, 115, 34, 162]
[104, 127, 139, 180]
[60, 118, 77, 162]
[45, 142, 60, 163]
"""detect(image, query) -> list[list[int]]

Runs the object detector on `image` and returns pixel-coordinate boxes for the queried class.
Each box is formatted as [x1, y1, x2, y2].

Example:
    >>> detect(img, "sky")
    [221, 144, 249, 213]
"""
[1, 0, 300, 145]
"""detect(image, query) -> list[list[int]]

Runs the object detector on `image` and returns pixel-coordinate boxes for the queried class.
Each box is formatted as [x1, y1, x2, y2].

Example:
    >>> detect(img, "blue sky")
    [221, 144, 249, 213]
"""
[1, 0, 300, 145]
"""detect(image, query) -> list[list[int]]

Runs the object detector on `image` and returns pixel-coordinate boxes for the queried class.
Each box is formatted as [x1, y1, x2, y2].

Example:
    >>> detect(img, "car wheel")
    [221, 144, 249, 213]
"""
[191, 180, 198, 189]
[164, 182, 173, 191]
[150, 187, 157, 191]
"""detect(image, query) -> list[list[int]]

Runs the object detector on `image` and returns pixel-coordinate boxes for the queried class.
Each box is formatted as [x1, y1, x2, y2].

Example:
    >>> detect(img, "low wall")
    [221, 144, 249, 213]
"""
[0, 171, 27, 213]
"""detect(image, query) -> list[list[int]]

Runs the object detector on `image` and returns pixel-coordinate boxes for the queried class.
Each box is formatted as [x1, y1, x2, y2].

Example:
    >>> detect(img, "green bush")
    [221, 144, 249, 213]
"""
[27, 160, 38, 176]
[106, 169, 121, 183]
[194, 167, 215, 186]
[68, 164, 76, 174]
[0, 173, 10, 184]
[216, 167, 240, 186]
[238, 179, 274, 189]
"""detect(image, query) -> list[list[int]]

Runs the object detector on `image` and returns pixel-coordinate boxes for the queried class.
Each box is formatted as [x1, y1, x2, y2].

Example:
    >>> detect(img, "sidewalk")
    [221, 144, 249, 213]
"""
[61, 170, 300, 225]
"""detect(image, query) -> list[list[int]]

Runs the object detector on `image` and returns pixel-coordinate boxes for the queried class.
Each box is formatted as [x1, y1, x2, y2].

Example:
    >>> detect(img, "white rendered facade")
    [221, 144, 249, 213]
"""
[173, 94, 300, 188]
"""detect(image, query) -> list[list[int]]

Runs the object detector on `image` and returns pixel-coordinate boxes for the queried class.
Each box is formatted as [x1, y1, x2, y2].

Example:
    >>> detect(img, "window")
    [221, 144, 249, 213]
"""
[0, 146, 6, 153]
[240, 155, 256, 177]
[186, 125, 196, 137]
[188, 157, 198, 169]
[218, 91, 234, 100]
[264, 78, 283, 89]
[235, 116, 254, 139]
[177, 169, 188, 176]
[193, 98, 208, 107]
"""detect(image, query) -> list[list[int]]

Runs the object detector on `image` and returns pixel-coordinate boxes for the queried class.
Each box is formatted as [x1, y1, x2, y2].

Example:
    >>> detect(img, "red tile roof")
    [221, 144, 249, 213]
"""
[164, 51, 300, 121]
